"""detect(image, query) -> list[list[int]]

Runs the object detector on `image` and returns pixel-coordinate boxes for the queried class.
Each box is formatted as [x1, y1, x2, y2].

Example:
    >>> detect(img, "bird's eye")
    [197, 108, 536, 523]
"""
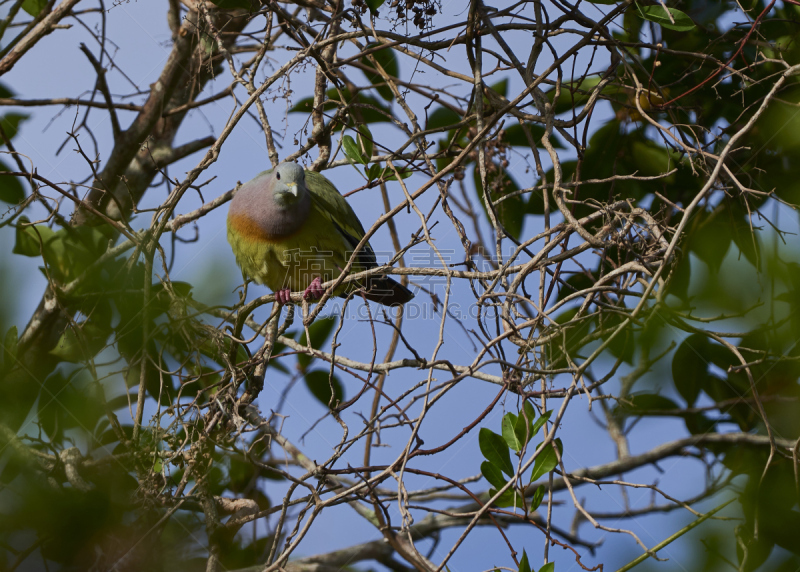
[276, 172, 281, 181]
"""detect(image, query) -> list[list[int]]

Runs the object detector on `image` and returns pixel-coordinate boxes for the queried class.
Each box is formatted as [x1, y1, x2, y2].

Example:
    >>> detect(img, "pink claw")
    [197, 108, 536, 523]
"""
[302, 277, 325, 301]
[276, 288, 292, 305]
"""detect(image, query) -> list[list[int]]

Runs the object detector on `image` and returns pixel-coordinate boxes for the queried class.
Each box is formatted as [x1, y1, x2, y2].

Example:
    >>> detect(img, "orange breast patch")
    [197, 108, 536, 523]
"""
[228, 211, 308, 243]
[228, 212, 278, 243]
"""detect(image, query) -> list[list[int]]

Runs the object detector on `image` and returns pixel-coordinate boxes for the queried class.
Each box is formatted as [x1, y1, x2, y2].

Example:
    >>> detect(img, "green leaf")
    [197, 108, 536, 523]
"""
[473, 167, 524, 240]
[361, 43, 399, 101]
[556, 272, 595, 303]
[3, 325, 18, 369]
[502, 412, 522, 452]
[530, 484, 545, 511]
[0, 83, 13, 100]
[684, 411, 717, 435]
[304, 370, 344, 408]
[37, 370, 106, 440]
[21, 0, 47, 17]
[530, 159, 575, 214]
[13, 217, 56, 257]
[519, 550, 532, 572]
[0, 113, 29, 141]
[514, 400, 538, 446]
[50, 321, 110, 363]
[14, 223, 107, 282]
[636, 4, 696, 31]
[530, 439, 562, 483]
[0, 450, 23, 484]
[481, 460, 507, 489]
[730, 202, 761, 269]
[343, 135, 367, 165]
[622, 393, 680, 414]
[538, 563, 555, 572]
[0, 160, 24, 203]
[229, 456, 258, 493]
[622, 2, 644, 41]
[365, 0, 385, 13]
[666, 251, 691, 302]
[602, 308, 635, 365]
[289, 96, 323, 114]
[38, 371, 67, 439]
[357, 124, 374, 159]
[546, 76, 603, 115]
[489, 486, 520, 508]
[298, 316, 337, 369]
[531, 410, 551, 437]
[169, 281, 193, 299]
[630, 140, 677, 177]
[367, 163, 383, 181]
[504, 123, 564, 149]
[385, 165, 412, 181]
[488, 78, 509, 98]
[426, 106, 463, 131]
[290, 88, 393, 129]
[691, 211, 732, 274]
[479, 427, 515, 477]
[57, 225, 109, 282]
[672, 334, 711, 406]
[470, 78, 510, 115]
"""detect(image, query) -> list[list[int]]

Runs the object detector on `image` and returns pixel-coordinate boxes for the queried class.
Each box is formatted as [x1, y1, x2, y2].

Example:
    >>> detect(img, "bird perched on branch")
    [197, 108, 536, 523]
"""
[227, 162, 414, 306]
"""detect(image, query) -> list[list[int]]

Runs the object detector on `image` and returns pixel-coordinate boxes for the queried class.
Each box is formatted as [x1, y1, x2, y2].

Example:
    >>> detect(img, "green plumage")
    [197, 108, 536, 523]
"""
[227, 163, 413, 306]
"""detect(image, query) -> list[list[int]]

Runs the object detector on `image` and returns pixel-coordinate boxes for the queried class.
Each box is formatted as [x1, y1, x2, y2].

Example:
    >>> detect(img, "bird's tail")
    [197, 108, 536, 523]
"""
[362, 276, 414, 307]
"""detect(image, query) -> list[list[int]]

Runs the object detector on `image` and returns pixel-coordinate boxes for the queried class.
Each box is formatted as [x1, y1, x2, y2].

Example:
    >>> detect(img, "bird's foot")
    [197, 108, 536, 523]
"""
[276, 288, 293, 305]
[303, 277, 325, 301]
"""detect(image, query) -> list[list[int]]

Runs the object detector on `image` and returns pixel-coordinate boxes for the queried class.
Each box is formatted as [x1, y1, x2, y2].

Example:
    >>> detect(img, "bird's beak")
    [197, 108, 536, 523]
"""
[285, 182, 299, 197]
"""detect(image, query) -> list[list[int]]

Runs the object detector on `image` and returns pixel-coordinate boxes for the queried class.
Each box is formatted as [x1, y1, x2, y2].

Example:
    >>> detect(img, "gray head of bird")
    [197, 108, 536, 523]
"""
[229, 161, 311, 239]
[272, 162, 308, 208]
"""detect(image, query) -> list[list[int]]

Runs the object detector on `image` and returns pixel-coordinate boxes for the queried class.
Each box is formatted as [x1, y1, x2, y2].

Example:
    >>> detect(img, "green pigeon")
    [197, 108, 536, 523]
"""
[227, 162, 414, 306]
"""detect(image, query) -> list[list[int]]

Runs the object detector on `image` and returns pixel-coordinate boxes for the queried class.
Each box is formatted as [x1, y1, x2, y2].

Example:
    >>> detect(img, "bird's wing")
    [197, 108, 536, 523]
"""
[305, 170, 378, 270]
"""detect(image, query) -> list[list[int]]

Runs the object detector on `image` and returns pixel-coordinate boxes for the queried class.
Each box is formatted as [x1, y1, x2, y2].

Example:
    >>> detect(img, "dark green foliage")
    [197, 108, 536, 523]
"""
[473, 165, 525, 240]
[529, 439, 562, 483]
[426, 106, 462, 131]
[21, 0, 47, 17]
[479, 403, 555, 511]
[298, 316, 337, 369]
[479, 427, 514, 477]
[503, 122, 562, 149]
[365, 0, 385, 13]
[2, 325, 17, 370]
[519, 550, 531, 572]
[360, 44, 399, 101]
[671, 333, 711, 406]
[304, 369, 344, 408]
[0, 111, 28, 203]
[0, 159, 24, 204]
[530, 484, 545, 511]
[636, 4, 696, 31]
[290, 86, 393, 130]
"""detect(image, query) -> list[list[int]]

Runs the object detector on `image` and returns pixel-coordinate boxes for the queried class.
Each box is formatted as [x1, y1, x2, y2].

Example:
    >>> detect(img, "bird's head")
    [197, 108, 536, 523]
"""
[271, 162, 307, 207]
